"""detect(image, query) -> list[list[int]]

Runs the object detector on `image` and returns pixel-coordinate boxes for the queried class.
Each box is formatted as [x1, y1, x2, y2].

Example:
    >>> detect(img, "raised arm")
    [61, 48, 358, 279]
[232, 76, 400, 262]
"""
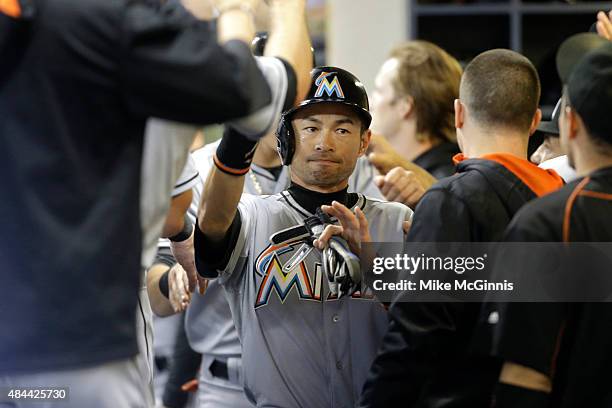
[196, 128, 250, 242]
[196, 0, 311, 275]
[121, 0, 270, 124]
[264, 0, 312, 105]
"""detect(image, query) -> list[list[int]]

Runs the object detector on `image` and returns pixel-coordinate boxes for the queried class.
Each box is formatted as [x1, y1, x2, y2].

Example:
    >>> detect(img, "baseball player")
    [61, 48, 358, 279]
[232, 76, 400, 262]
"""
[193, 66, 411, 408]
[152, 125, 386, 407]
[176, 102, 384, 408]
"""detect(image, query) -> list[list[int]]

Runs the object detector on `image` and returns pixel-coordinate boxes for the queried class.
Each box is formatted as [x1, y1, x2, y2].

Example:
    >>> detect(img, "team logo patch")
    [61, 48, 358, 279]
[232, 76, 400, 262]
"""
[314, 72, 345, 99]
[254, 241, 373, 308]
[254, 241, 322, 308]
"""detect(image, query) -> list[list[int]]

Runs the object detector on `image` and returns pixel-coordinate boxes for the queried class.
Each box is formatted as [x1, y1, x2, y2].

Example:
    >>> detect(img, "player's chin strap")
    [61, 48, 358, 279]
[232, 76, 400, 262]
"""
[269, 208, 361, 298]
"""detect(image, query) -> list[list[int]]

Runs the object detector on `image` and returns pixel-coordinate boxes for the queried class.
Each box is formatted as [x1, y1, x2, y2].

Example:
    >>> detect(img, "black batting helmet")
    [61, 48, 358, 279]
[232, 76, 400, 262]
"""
[276, 66, 372, 165]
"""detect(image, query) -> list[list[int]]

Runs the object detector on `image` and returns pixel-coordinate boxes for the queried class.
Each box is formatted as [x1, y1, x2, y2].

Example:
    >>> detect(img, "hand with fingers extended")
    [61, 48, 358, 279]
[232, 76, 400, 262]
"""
[596, 10, 612, 40]
[313, 201, 371, 256]
[312, 202, 371, 297]
[168, 263, 192, 313]
[374, 167, 426, 209]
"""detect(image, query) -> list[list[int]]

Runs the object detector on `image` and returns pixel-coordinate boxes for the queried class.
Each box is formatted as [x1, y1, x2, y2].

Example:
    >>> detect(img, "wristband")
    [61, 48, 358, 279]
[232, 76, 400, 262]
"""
[169, 215, 194, 243]
[159, 270, 170, 299]
[214, 127, 258, 176]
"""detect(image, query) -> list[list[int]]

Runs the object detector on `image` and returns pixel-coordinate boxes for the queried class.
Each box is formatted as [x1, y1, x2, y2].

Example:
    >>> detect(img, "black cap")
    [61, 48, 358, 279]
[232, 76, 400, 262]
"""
[556, 35, 612, 143]
[556, 33, 609, 83]
[537, 98, 561, 136]
[287, 66, 372, 128]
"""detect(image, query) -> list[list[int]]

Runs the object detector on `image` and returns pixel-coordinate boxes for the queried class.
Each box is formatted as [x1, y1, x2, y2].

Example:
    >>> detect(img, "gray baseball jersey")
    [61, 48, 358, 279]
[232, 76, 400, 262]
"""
[138, 125, 200, 404]
[216, 192, 410, 408]
[186, 142, 384, 358]
[141, 120, 200, 268]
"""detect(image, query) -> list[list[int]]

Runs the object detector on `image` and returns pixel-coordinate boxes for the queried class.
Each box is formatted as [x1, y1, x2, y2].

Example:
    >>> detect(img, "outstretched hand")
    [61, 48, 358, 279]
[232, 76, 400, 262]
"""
[314, 201, 371, 256]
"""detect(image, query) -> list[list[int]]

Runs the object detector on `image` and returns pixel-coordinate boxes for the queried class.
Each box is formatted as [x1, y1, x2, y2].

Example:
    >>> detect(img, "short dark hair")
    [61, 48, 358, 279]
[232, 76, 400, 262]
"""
[460, 49, 541, 132]
[390, 41, 462, 143]
[563, 88, 612, 153]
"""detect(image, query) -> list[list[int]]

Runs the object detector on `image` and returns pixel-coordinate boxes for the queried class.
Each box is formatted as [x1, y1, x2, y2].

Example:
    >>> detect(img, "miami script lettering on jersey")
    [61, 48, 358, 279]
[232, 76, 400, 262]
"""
[254, 241, 372, 308]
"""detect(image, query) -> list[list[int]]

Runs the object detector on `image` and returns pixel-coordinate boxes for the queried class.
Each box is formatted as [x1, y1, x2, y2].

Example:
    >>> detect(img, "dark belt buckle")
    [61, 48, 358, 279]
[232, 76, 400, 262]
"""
[209, 358, 229, 380]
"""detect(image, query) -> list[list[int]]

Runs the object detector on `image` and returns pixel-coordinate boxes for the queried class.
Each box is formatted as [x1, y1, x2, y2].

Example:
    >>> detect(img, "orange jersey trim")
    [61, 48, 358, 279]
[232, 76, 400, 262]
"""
[453, 153, 565, 197]
[562, 177, 590, 243]
[561, 178, 612, 243]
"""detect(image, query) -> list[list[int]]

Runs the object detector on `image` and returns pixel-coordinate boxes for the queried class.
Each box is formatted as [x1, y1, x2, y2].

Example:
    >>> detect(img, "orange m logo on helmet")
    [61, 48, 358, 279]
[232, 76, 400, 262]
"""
[0, 0, 21, 18]
[314, 72, 345, 99]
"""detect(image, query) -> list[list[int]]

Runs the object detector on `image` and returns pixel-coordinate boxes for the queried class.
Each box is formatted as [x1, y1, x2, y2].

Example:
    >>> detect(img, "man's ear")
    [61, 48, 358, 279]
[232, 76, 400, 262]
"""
[454, 99, 464, 129]
[398, 95, 414, 120]
[359, 129, 372, 156]
[528, 108, 543, 136]
[567, 107, 580, 141]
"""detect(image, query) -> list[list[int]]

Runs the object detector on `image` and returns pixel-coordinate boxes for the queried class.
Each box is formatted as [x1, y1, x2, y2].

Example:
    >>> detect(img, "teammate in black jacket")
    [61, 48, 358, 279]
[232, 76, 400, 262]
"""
[360, 49, 565, 407]
[491, 35, 612, 408]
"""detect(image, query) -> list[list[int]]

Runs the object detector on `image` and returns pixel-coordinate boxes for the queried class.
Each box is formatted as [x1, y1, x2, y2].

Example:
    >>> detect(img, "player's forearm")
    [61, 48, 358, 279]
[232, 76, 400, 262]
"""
[147, 263, 176, 317]
[198, 127, 254, 240]
[265, 0, 312, 105]
[162, 189, 193, 238]
[198, 167, 245, 241]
